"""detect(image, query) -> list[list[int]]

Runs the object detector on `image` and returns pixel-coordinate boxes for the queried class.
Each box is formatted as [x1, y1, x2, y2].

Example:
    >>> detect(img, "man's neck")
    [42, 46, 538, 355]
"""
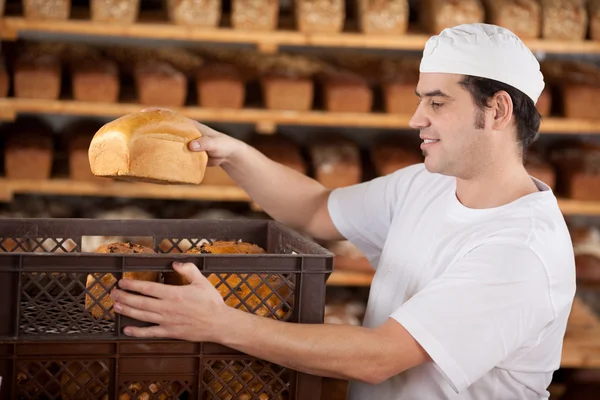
[454, 163, 540, 209]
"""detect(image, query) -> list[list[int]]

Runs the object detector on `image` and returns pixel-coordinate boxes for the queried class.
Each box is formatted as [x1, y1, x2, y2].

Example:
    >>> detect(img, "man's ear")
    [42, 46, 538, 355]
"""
[490, 91, 513, 131]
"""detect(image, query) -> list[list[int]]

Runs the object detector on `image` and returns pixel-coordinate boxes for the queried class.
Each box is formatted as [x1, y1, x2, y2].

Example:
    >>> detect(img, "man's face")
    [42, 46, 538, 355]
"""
[409, 72, 492, 179]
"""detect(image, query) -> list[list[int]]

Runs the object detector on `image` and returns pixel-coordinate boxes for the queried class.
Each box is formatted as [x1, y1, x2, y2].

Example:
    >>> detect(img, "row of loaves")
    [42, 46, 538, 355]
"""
[11, 0, 600, 40]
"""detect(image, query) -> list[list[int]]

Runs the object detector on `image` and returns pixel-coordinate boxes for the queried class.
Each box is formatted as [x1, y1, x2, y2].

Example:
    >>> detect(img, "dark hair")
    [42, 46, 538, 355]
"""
[458, 75, 541, 157]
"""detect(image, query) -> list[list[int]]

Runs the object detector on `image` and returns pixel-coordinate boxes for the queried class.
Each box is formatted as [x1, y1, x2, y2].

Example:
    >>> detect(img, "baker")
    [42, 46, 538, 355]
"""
[109, 23, 576, 399]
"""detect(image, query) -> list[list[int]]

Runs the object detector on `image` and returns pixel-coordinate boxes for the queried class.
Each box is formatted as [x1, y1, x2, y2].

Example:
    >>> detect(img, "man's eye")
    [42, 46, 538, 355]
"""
[431, 101, 443, 109]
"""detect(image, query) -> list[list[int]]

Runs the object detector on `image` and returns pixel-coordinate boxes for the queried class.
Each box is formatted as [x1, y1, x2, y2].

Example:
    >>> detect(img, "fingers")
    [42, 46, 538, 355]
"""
[189, 119, 221, 138]
[122, 325, 170, 339]
[172, 262, 205, 286]
[117, 278, 173, 300]
[111, 287, 165, 314]
[113, 300, 163, 325]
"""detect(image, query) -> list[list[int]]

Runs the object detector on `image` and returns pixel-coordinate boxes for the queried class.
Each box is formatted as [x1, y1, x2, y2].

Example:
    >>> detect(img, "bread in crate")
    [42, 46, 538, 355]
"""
[0, 57, 8, 98]
[196, 62, 245, 109]
[90, 0, 140, 23]
[23, 0, 71, 20]
[380, 55, 421, 115]
[356, 0, 409, 35]
[309, 135, 362, 188]
[419, 0, 484, 34]
[540, 0, 587, 40]
[549, 140, 600, 201]
[371, 136, 423, 177]
[165, 0, 221, 27]
[249, 133, 307, 174]
[524, 147, 556, 190]
[4, 118, 54, 180]
[481, 0, 541, 39]
[319, 69, 373, 113]
[13, 51, 61, 100]
[232, 0, 279, 31]
[295, 0, 345, 33]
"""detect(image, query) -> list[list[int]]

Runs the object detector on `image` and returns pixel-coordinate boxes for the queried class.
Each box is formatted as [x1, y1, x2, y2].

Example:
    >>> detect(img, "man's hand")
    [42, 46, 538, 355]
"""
[186, 120, 248, 167]
[111, 262, 230, 341]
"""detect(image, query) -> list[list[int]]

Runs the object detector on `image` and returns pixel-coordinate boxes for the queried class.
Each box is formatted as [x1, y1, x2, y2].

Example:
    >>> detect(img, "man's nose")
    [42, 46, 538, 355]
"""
[409, 103, 430, 130]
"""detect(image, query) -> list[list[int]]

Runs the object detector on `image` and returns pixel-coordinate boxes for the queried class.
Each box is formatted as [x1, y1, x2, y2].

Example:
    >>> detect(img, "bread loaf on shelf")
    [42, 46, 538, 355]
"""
[320, 70, 373, 113]
[134, 61, 187, 107]
[85, 242, 160, 320]
[4, 119, 54, 180]
[295, 0, 345, 33]
[196, 62, 245, 109]
[371, 136, 423, 177]
[380, 56, 420, 115]
[90, 0, 140, 23]
[88, 109, 209, 185]
[420, 0, 484, 34]
[72, 58, 120, 103]
[550, 140, 600, 201]
[13, 52, 62, 100]
[232, 0, 279, 31]
[23, 0, 71, 20]
[570, 225, 600, 284]
[249, 134, 307, 174]
[357, 0, 409, 35]
[165, 0, 221, 27]
[64, 120, 108, 182]
[309, 135, 361, 188]
[540, 0, 588, 40]
[589, 0, 600, 40]
[0, 58, 8, 98]
[481, 0, 541, 39]
[536, 87, 552, 117]
[524, 147, 556, 190]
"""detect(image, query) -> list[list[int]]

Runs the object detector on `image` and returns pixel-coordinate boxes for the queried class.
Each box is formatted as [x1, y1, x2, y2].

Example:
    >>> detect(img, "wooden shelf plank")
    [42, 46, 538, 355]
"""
[4, 16, 600, 55]
[327, 270, 374, 286]
[0, 178, 250, 202]
[2, 98, 600, 134]
[558, 199, 600, 216]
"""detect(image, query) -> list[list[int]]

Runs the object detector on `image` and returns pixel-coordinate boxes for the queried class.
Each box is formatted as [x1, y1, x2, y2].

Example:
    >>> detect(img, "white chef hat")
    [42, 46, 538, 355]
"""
[420, 23, 544, 104]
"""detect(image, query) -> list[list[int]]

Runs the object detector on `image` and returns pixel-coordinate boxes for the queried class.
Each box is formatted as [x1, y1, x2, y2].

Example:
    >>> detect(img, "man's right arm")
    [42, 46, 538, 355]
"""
[188, 122, 343, 241]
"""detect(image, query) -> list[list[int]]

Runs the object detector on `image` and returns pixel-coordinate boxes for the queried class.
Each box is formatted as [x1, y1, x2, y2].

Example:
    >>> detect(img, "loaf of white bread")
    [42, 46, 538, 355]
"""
[88, 109, 208, 184]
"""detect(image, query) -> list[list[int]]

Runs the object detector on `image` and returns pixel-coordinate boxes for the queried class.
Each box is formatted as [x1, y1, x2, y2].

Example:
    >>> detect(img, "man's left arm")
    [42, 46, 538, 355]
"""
[110, 262, 430, 385]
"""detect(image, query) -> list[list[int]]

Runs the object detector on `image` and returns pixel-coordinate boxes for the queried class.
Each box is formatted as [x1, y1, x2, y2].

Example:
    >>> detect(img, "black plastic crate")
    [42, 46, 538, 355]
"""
[0, 218, 334, 399]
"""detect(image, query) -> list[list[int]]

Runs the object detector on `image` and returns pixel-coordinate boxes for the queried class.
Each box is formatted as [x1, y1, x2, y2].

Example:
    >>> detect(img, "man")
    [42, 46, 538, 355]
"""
[110, 23, 576, 399]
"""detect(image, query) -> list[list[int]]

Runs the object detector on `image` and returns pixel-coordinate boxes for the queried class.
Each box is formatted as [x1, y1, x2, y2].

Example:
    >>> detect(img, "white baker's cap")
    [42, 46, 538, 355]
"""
[420, 23, 544, 104]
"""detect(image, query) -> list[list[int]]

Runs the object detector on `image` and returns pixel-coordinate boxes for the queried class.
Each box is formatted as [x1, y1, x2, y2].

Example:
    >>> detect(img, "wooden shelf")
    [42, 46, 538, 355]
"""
[4, 15, 600, 55]
[561, 297, 600, 368]
[327, 270, 374, 286]
[2, 98, 600, 134]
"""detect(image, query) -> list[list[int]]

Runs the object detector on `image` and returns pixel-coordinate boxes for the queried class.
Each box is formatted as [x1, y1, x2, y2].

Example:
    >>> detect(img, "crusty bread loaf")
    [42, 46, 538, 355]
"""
[64, 120, 107, 182]
[536, 87, 552, 117]
[570, 225, 600, 284]
[134, 61, 187, 107]
[118, 381, 183, 400]
[4, 119, 54, 180]
[320, 70, 373, 113]
[420, 0, 485, 34]
[524, 147, 556, 190]
[549, 140, 600, 201]
[261, 76, 314, 111]
[72, 58, 120, 103]
[309, 135, 362, 188]
[90, 0, 140, 23]
[0, 58, 8, 98]
[380, 56, 420, 115]
[207, 361, 285, 400]
[196, 63, 245, 109]
[88, 109, 209, 185]
[166, 0, 221, 27]
[295, 0, 345, 33]
[232, 0, 279, 31]
[541, 0, 587, 40]
[85, 242, 159, 320]
[357, 0, 409, 35]
[165, 241, 292, 320]
[590, 0, 600, 40]
[23, 0, 71, 20]
[201, 166, 237, 186]
[371, 136, 423, 177]
[250, 134, 307, 174]
[14, 52, 61, 100]
[482, 0, 541, 39]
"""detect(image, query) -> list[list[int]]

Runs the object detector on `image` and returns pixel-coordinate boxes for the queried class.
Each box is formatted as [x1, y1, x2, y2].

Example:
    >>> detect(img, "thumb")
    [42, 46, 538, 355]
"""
[172, 262, 206, 285]
[188, 136, 213, 152]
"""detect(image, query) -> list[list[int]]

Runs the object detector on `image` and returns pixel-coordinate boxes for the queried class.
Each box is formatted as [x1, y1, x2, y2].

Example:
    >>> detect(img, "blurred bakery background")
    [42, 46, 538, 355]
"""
[0, 0, 599, 398]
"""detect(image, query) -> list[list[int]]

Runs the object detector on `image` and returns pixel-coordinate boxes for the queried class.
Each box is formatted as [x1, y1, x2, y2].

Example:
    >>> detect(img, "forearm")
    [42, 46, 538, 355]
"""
[213, 308, 402, 384]
[221, 143, 331, 237]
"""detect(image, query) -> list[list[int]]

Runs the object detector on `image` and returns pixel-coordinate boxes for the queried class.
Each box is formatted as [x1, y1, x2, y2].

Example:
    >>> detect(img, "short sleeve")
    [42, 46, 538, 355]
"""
[391, 242, 554, 393]
[327, 164, 424, 263]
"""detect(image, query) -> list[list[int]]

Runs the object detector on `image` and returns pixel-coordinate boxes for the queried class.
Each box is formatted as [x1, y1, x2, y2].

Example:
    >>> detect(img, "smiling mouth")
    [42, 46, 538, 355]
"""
[423, 139, 440, 144]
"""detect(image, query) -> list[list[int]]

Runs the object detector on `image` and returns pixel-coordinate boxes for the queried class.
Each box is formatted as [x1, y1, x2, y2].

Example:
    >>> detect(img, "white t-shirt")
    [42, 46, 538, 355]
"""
[327, 163, 576, 400]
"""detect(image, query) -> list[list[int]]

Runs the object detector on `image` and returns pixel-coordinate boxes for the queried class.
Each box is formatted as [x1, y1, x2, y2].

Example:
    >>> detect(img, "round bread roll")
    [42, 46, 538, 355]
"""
[88, 109, 208, 184]
[85, 242, 159, 320]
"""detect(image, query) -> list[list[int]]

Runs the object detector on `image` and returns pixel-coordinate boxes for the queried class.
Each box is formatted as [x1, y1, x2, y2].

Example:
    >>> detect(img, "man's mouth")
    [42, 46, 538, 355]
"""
[423, 139, 440, 144]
